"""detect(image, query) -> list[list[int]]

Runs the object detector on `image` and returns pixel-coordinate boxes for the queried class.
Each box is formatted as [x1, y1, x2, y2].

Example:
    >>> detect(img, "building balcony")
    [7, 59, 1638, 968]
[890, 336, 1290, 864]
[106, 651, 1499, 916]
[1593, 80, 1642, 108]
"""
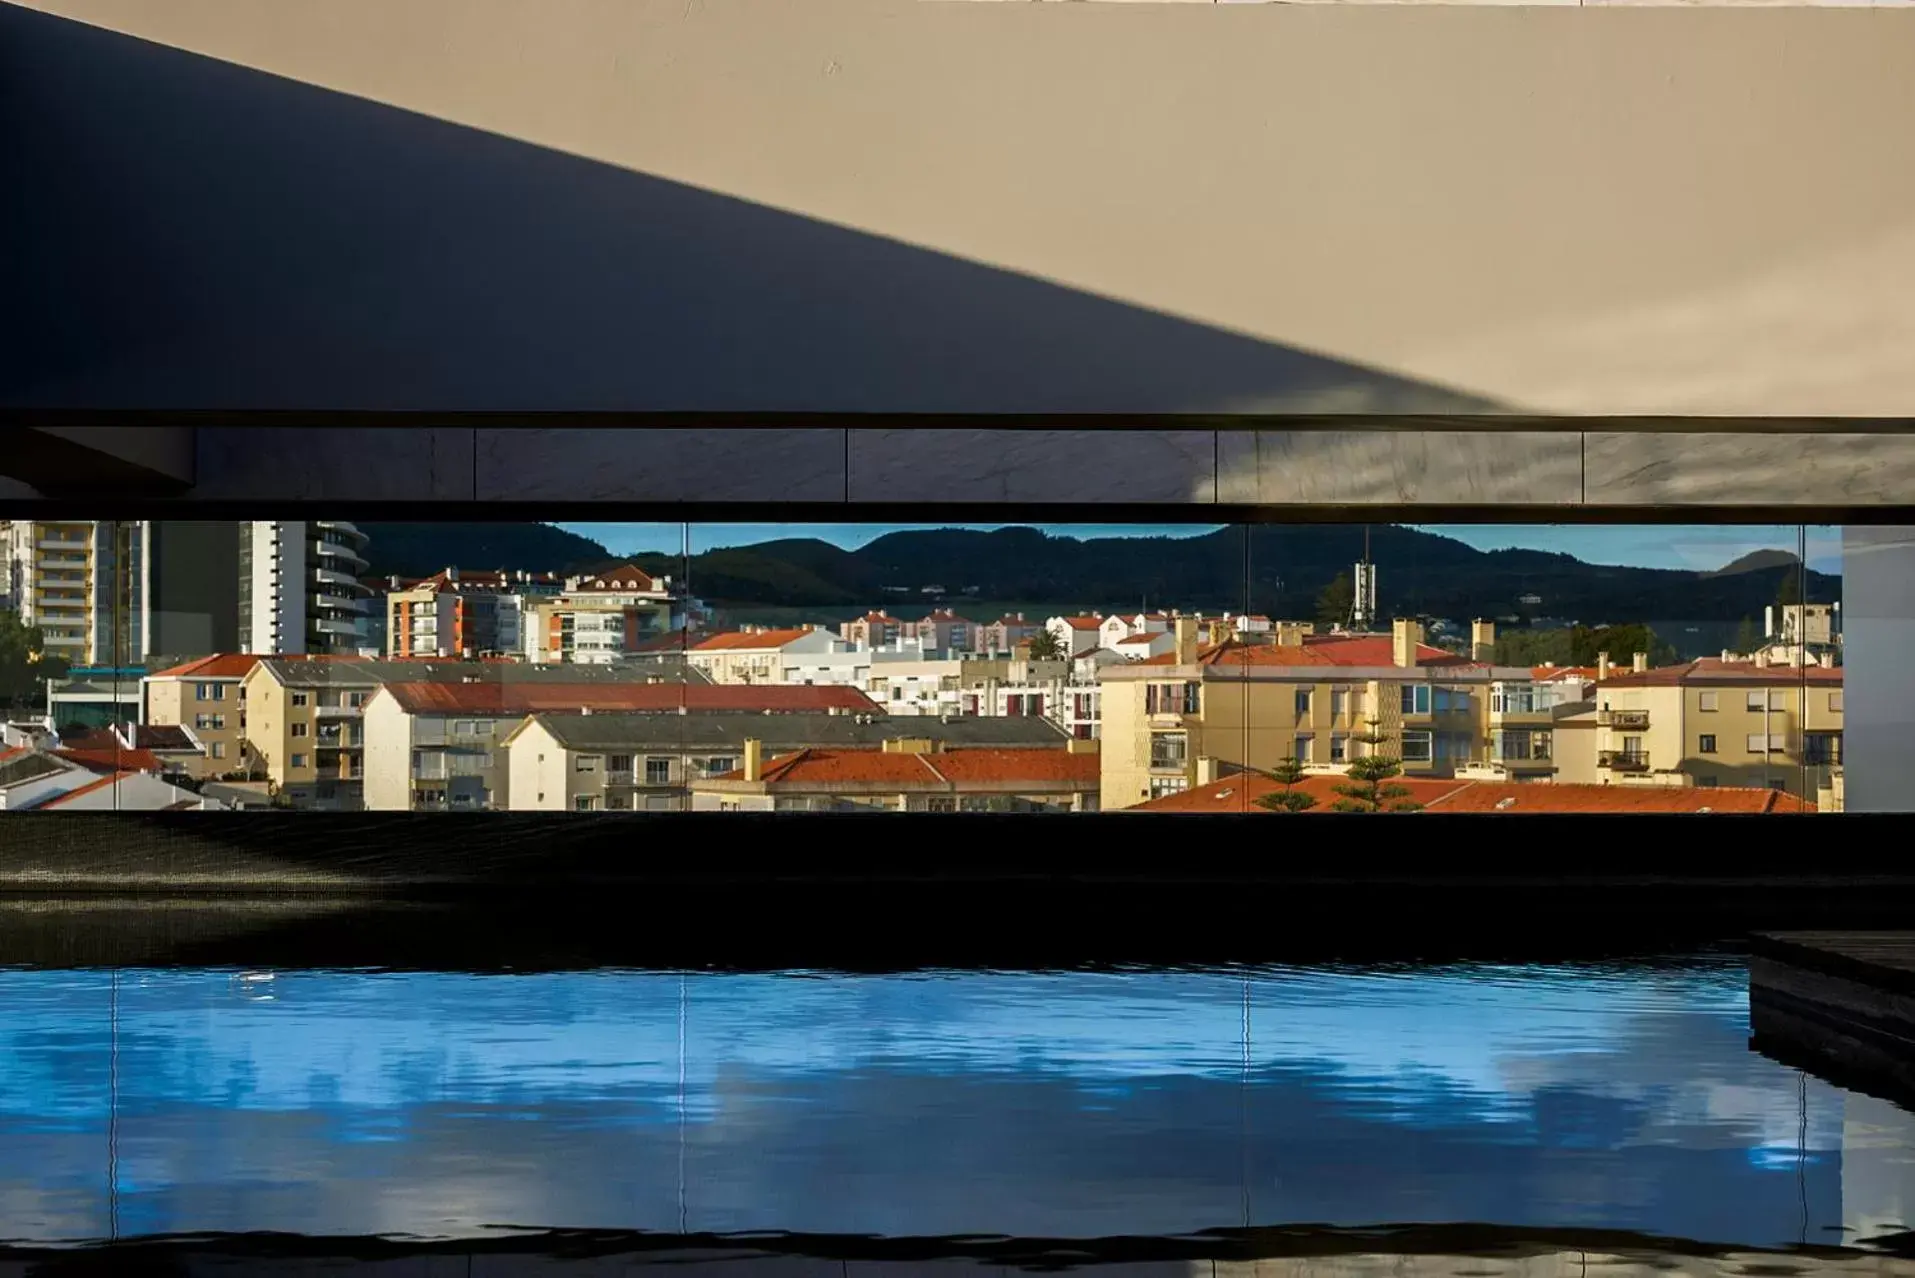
[606, 770, 636, 786]
[313, 702, 360, 718]
[313, 566, 364, 590]
[314, 520, 368, 543]
[313, 540, 369, 569]
[312, 616, 362, 637]
[1599, 709, 1651, 729]
[1491, 755, 1555, 773]
[1598, 750, 1650, 772]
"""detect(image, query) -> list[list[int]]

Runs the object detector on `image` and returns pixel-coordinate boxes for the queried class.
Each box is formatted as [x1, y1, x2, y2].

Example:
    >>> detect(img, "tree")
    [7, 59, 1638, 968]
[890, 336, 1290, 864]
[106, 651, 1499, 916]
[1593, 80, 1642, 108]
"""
[0, 610, 66, 710]
[1331, 719, 1422, 812]
[1775, 565, 1804, 608]
[1026, 628, 1066, 661]
[1255, 756, 1318, 813]
[1734, 615, 1760, 656]
[1315, 573, 1354, 629]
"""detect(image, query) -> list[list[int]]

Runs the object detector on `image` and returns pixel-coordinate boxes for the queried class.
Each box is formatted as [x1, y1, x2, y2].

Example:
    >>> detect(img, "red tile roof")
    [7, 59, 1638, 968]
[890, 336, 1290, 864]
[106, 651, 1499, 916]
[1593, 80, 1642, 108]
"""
[1130, 635, 1471, 670]
[379, 681, 878, 715]
[147, 653, 266, 680]
[127, 725, 198, 752]
[1057, 616, 1104, 630]
[1134, 771, 1814, 814]
[690, 628, 819, 651]
[719, 748, 1099, 788]
[920, 610, 974, 624]
[1533, 666, 1600, 682]
[53, 746, 164, 774]
[1303, 636, 1472, 667]
[572, 563, 663, 592]
[1599, 658, 1842, 688]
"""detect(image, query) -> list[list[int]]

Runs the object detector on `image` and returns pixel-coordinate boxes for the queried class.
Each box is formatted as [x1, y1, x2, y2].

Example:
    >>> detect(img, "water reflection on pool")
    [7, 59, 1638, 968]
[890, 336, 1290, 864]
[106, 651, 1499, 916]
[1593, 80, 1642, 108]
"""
[0, 959, 1908, 1248]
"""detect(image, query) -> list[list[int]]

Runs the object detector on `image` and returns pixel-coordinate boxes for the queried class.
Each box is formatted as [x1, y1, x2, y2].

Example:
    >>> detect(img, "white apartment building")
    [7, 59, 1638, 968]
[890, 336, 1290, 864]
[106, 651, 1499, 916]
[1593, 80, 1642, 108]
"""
[1, 520, 142, 666]
[237, 521, 372, 656]
[522, 563, 687, 664]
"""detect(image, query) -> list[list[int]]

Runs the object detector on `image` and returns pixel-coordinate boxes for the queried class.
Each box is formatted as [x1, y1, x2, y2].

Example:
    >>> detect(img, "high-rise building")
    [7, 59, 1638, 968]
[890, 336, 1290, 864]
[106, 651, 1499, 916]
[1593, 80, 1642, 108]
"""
[1, 520, 143, 666]
[237, 521, 373, 656]
[140, 522, 240, 659]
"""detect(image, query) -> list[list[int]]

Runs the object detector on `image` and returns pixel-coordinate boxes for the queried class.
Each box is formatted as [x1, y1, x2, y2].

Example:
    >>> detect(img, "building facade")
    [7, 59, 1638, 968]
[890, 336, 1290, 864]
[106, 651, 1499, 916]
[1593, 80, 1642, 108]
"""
[142, 653, 265, 779]
[2, 520, 142, 667]
[688, 738, 1100, 813]
[237, 521, 373, 656]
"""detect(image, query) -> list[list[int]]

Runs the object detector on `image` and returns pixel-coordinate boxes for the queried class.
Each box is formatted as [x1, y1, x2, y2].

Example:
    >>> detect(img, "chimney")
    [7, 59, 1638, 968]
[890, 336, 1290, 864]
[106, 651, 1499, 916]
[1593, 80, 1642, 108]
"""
[1195, 757, 1220, 786]
[1632, 651, 1648, 674]
[1174, 616, 1200, 666]
[1755, 649, 1772, 669]
[1391, 619, 1424, 668]
[1470, 619, 1496, 663]
[579, 706, 592, 716]
[743, 738, 763, 782]
[1596, 652, 1612, 681]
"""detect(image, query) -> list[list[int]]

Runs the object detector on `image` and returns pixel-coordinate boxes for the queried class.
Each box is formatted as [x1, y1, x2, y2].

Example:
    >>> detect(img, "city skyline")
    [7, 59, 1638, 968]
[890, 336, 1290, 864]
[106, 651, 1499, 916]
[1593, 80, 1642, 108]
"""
[556, 523, 1843, 575]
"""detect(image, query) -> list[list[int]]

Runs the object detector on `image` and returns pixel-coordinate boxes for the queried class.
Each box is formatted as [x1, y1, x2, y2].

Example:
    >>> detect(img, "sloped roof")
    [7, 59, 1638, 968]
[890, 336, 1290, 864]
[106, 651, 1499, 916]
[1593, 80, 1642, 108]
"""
[147, 654, 265, 680]
[1135, 772, 1813, 813]
[571, 562, 662, 592]
[380, 681, 876, 716]
[690, 628, 818, 652]
[1598, 658, 1843, 688]
[523, 711, 1069, 752]
[716, 747, 1099, 788]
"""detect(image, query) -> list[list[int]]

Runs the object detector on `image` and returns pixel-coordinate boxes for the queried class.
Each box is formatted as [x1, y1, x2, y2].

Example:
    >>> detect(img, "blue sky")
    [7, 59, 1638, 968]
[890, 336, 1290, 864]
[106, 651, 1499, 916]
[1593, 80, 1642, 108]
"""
[557, 523, 1842, 574]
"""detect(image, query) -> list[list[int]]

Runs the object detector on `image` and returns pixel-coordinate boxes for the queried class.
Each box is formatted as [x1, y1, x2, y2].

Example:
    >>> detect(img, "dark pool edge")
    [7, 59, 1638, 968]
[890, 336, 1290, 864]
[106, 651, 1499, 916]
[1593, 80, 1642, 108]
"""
[7, 1221, 1909, 1268]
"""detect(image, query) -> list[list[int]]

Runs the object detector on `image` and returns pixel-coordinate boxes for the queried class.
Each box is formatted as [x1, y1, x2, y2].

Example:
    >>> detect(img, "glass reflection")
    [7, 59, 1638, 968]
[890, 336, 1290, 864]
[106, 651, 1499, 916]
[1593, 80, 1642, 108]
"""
[0, 961, 1898, 1247]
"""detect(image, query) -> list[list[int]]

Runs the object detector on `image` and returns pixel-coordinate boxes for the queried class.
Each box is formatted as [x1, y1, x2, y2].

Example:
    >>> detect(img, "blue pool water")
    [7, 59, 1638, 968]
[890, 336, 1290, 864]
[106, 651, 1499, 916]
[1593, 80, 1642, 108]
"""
[0, 957, 1907, 1248]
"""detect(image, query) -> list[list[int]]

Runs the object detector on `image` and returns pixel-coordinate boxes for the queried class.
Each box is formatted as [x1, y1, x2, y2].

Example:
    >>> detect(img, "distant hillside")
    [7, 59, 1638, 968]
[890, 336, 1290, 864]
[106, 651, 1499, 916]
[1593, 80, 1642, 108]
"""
[1707, 549, 1800, 578]
[356, 523, 1840, 627]
[359, 523, 614, 579]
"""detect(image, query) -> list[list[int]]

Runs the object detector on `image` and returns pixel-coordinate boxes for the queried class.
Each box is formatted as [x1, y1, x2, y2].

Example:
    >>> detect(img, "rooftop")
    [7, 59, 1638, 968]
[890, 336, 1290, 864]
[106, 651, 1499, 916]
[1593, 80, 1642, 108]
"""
[1597, 657, 1843, 688]
[519, 710, 1071, 753]
[1136, 772, 1815, 814]
[380, 681, 877, 716]
[714, 747, 1100, 789]
[569, 563, 666, 593]
[147, 653, 266, 680]
[690, 628, 820, 652]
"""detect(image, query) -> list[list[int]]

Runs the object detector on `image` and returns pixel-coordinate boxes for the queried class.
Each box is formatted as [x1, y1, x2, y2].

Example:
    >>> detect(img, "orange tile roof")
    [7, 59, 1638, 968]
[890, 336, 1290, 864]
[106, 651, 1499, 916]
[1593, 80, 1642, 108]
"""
[1303, 636, 1472, 667]
[1532, 666, 1600, 682]
[853, 611, 901, 624]
[379, 681, 877, 715]
[53, 746, 164, 774]
[1599, 658, 1842, 688]
[1132, 641, 1333, 669]
[690, 628, 819, 651]
[1134, 771, 1814, 814]
[720, 747, 1099, 788]
[147, 653, 266, 680]
[920, 610, 974, 624]
[572, 563, 662, 592]
[1058, 616, 1104, 630]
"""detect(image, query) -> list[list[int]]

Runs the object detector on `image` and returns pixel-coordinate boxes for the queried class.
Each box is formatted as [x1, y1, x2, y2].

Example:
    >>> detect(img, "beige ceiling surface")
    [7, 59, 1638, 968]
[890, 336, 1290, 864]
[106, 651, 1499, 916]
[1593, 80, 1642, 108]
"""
[15, 0, 1915, 415]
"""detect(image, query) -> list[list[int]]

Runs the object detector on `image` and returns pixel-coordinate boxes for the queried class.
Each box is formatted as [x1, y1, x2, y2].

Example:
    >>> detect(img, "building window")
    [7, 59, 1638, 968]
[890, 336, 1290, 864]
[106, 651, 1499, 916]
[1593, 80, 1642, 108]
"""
[1805, 732, 1843, 766]
[290, 723, 308, 738]
[574, 795, 596, 811]
[1294, 733, 1314, 762]
[1294, 689, 1312, 719]
[1745, 733, 1768, 754]
[606, 795, 630, 810]
[1399, 685, 1431, 715]
[645, 758, 672, 785]
[1746, 691, 1765, 712]
[1769, 690, 1790, 712]
[609, 754, 633, 773]
[1330, 733, 1349, 763]
[1147, 777, 1188, 799]
[1698, 692, 1718, 712]
[1699, 734, 1717, 754]
[291, 692, 309, 707]
[290, 754, 308, 768]
[211, 742, 226, 759]
[1697, 775, 1718, 788]
[1400, 730, 1433, 762]
[575, 755, 600, 772]
[1183, 683, 1201, 715]
[1149, 733, 1188, 769]
[705, 757, 737, 777]
[1830, 691, 1844, 713]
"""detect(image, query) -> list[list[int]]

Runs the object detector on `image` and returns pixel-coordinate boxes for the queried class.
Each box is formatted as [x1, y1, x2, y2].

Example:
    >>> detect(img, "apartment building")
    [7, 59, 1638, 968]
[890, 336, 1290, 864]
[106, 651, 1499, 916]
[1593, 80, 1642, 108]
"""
[2, 520, 141, 666]
[522, 563, 684, 665]
[1098, 618, 1564, 810]
[913, 609, 978, 653]
[689, 737, 1100, 813]
[385, 568, 562, 659]
[687, 627, 851, 684]
[237, 521, 373, 656]
[143, 653, 264, 779]
[978, 613, 1044, 654]
[362, 680, 876, 811]
[1582, 656, 1844, 798]
[504, 711, 1072, 812]
[1047, 614, 1107, 657]
[841, 611, 907, 647]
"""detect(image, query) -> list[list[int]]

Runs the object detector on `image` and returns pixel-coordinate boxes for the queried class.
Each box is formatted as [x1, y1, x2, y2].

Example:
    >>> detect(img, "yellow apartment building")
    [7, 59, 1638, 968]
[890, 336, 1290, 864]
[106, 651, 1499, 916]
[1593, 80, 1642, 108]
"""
[239, 657, 394, 808]
[1581, 657, 1844, 798]
[1098, 618, 1596, 811]
[141, 653, 264, 779]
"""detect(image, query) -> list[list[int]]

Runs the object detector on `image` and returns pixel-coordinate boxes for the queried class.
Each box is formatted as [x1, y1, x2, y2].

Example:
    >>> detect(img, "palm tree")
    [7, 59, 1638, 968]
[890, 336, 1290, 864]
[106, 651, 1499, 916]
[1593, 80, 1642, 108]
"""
[1331, 718, 1422, 812]
[1027, 628, 1066, 661]
[1255, 755, 1317, 812]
